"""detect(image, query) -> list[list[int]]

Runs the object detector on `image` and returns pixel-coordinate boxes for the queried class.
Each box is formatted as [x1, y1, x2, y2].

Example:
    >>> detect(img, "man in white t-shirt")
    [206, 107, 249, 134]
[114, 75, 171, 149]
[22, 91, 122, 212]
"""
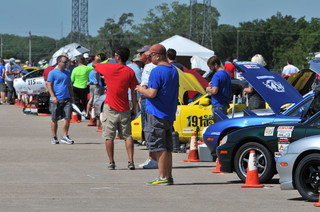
[282, 60, 299, 79]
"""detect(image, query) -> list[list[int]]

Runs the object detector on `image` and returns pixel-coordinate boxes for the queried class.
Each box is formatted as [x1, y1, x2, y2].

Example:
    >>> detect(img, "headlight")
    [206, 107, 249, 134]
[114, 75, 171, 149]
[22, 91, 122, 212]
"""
[220, 135, 228, 145]
[280, 145, 289, 157]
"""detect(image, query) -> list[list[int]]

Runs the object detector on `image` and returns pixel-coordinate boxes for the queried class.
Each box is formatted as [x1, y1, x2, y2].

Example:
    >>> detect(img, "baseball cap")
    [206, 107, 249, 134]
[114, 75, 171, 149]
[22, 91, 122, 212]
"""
[137, 45, 151, 53]
[132, 53, 141, 62]
[9, 58, 16, 63]
[83, 53, 89, 58]
[145, 44, 166, 56]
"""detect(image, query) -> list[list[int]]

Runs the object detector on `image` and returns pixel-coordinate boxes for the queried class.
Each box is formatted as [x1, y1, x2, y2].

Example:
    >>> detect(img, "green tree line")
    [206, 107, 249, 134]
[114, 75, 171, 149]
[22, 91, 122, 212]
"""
[1, 2, 320, 71]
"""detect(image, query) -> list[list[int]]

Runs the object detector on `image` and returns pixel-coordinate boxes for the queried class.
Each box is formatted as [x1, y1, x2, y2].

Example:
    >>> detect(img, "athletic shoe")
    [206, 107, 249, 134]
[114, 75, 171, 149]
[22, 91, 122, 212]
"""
[51, 137, 59, 144]
[146, 177, 169, 185]
[139, 159, 150, 168]
[108, 162, 116, 170]
[128, 162, 135, 170]
[143, 159, 158, 169]
[60, 136, 74, 145]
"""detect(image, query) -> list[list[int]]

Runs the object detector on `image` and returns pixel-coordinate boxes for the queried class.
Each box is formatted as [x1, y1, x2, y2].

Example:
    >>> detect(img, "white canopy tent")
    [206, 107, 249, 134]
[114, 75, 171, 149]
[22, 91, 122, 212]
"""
[160, 35, 214, 72]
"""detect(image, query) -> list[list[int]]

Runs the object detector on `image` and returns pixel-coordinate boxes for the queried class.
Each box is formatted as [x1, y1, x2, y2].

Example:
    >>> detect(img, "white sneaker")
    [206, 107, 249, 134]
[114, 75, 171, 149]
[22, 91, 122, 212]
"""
[139, 159, 150, 168]
[61, 136, 74, 145]
[143, 159, 158, 169]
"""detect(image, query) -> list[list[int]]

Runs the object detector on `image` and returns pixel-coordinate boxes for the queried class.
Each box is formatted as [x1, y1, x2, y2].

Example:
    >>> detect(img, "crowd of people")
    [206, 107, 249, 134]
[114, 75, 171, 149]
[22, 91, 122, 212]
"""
[1, 44, 304, 186]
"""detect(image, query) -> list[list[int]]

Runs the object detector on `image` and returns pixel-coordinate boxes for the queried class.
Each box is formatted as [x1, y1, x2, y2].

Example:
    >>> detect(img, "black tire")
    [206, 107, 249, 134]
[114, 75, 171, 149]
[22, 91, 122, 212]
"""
[234, 142, 276, 183]
[294, 153, 320, 202]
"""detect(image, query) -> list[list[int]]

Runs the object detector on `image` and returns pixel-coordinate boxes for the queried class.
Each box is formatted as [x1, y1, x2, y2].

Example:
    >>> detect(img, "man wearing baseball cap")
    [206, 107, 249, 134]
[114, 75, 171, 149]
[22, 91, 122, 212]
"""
[136, 44, 179, 185]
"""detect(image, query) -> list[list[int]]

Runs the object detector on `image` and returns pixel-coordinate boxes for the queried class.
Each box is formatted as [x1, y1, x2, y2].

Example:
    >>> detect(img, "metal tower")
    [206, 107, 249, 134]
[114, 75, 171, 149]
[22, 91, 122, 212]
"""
[71, 0, 88, 36]
[71, 0, 79, 33]
[202, 0, 212, 49]
[189, 0, 197, 40]
[80, 0, 89, 36]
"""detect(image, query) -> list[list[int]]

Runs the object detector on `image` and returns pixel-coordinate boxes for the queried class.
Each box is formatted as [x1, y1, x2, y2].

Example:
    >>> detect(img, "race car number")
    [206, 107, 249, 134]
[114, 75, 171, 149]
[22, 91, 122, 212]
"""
[186, 115, 214, 127]
[27, 79, 36, 85]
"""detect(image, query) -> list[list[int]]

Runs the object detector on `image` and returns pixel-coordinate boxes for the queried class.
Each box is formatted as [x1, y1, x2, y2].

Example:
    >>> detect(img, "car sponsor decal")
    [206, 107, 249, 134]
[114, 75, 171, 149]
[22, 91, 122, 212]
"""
[244, 64, 260, 69]
[186, 115, 214, 127]
[277, 126, 294, 138]
[275, 138, 290, 157]
[262, 80, 285, 92]
[183, 128, 194, 133]
[264, 127, 275, 136]
[176, 108, 180, 116]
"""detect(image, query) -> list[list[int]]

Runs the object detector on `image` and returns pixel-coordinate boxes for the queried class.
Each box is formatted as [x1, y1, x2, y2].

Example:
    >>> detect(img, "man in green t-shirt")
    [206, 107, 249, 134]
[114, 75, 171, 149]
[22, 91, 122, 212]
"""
[71, 57, 94, 113]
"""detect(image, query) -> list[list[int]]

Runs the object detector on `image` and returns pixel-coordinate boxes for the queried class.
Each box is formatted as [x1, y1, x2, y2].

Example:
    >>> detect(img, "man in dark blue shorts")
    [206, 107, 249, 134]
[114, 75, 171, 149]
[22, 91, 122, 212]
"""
[47, 55, 74, 145]
[136, 44, 179, 185]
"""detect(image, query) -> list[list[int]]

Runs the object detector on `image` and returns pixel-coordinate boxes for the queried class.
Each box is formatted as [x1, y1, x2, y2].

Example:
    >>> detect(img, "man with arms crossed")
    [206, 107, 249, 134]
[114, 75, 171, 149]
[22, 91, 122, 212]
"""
[136, 44, 179, 185]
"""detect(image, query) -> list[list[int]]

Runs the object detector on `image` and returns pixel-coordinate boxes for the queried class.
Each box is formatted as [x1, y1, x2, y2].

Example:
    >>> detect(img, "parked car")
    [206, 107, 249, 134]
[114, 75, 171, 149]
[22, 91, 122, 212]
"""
[203, 60, 320, 157]
[216, 106, 320, 183]
[94, 69, 247, 144]
[276, 135, 320, 202]
[13, 68, 46, 95]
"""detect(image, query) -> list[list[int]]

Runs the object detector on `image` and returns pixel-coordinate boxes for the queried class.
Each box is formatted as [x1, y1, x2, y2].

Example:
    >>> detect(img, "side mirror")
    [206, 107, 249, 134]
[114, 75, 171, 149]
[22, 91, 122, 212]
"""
[22, 76, 26, 81]
[199, 98, 210, 106]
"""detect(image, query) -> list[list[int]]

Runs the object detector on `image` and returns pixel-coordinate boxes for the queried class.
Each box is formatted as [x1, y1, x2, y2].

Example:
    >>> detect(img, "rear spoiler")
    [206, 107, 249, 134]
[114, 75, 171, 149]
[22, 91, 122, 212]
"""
[242, 109, 258, 116]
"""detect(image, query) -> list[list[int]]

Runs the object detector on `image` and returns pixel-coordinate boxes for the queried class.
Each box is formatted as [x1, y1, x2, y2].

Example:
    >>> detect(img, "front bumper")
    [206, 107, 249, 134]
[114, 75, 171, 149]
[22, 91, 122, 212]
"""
[277, 153, 298, 190]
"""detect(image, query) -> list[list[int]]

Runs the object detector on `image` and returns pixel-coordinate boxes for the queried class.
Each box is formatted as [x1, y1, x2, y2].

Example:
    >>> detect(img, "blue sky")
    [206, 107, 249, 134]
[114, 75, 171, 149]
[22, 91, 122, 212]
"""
[1, 0, 320, 39]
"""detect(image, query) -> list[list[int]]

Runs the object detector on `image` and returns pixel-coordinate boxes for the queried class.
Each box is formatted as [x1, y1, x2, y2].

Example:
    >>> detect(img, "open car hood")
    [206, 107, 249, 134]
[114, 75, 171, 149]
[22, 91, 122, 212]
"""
[234, 61, 303, 114]
[177, 69, 206, 104]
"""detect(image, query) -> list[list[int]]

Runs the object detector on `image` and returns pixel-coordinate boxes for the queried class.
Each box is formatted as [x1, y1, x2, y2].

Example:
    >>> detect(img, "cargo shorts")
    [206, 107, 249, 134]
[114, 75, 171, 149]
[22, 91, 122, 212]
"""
[50, 98, 72, 121]
[102, 104, 132, 141]
[144, 113, 173, 152]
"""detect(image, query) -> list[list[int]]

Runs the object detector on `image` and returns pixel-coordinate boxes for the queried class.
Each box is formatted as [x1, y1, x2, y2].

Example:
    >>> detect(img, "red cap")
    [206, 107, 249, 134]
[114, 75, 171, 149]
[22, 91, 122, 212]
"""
[145, 44, 166, 56]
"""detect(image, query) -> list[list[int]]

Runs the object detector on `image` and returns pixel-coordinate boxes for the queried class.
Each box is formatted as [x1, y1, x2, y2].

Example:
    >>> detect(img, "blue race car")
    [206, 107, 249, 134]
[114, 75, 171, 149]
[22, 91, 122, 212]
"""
[203, 60, 320, 158]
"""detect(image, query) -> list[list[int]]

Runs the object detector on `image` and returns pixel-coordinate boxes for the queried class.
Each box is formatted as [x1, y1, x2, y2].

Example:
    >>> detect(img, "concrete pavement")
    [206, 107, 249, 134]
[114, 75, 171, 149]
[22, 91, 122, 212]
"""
[0, 105, 317, 211]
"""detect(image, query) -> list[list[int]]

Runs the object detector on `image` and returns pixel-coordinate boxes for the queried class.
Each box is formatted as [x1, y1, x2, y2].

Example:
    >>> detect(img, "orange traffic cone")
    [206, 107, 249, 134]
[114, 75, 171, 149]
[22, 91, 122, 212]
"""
[314, 191, 320, 207]
[88, 107, 97, 126]
[183, 132, 200, 162]
[211, 140, 223, 173]
[241, 150, 264, 188]
[70, 112, 81, 123]
[211, 157, 223, 173]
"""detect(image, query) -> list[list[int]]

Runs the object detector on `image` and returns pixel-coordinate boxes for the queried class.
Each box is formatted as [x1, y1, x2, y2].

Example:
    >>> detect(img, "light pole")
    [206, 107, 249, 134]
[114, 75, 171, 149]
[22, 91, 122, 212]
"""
[29, 31, 32, 64]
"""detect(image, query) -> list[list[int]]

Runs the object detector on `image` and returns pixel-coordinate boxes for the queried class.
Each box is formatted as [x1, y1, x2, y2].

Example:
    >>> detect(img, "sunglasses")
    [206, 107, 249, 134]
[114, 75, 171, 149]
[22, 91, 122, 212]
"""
[59, 60, 69, 64]
[149, 52, 158, 57]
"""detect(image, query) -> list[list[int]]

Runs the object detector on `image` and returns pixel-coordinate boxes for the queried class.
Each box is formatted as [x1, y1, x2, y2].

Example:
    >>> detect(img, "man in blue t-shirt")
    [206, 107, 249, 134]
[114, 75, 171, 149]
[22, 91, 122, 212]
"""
[136, 44, 179, 185]
[47, 55, 74, 145]
[206, 56, 232, 122]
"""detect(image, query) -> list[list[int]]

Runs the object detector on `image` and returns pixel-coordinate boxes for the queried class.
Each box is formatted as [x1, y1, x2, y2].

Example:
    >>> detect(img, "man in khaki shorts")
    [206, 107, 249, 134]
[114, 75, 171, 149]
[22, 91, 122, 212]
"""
[94, 47, 138, 170]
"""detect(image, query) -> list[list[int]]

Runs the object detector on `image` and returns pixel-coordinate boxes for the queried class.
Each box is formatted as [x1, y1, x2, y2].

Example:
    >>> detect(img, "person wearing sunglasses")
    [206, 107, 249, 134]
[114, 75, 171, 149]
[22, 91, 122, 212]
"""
[47, 55, 75, 145]
[136, 44, 179, 185]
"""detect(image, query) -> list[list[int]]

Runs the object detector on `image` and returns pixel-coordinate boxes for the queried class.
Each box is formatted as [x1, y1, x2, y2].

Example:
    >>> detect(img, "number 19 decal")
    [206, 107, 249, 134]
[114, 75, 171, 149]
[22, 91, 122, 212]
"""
[186, 115, 214, 127]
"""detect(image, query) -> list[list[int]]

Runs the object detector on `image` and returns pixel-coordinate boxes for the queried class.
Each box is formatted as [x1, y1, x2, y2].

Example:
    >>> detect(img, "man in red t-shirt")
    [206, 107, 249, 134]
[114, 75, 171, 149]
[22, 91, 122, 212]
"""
[43, 65, 55, 81]
[95, 47, 138, 170]
[224, 58, 236, 78]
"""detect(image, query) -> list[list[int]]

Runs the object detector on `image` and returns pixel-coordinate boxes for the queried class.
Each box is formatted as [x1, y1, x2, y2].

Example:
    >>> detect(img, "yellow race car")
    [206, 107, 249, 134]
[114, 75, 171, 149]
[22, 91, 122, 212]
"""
[131, 69, 246, 144]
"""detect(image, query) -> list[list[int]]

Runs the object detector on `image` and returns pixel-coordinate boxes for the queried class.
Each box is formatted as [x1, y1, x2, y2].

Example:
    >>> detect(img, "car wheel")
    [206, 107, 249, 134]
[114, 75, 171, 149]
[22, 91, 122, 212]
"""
[234, 142, 275, 183]
[294, 153, 320, 202]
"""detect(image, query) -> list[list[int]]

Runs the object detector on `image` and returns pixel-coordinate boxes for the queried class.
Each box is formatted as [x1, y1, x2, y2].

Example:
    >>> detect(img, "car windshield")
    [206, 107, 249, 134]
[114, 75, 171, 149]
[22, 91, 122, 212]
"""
[25, 69, 44, 79]
[284, 92, 318, 117]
